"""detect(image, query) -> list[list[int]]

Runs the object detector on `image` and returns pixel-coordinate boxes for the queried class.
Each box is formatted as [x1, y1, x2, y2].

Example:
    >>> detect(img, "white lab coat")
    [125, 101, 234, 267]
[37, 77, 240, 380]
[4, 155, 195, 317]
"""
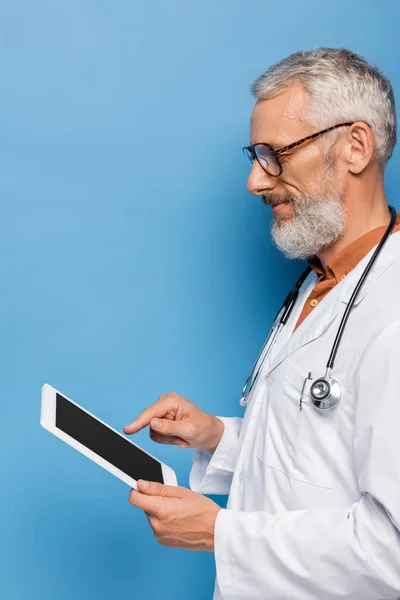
[189, 230, 400, 600]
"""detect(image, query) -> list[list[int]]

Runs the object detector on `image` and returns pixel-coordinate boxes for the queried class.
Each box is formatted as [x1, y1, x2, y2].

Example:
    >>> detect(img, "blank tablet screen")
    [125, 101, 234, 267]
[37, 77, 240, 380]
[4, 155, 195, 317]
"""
[55, 393, 163, 484]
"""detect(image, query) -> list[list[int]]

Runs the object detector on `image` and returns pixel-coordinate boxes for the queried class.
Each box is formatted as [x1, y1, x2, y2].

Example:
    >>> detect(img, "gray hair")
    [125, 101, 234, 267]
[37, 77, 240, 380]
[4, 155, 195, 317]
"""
[250, 48, 397, 168]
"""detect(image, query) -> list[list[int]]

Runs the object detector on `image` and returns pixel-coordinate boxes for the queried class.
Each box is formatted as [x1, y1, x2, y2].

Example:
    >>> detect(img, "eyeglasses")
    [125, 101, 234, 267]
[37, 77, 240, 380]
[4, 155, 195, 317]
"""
[242, 122, 354, 177]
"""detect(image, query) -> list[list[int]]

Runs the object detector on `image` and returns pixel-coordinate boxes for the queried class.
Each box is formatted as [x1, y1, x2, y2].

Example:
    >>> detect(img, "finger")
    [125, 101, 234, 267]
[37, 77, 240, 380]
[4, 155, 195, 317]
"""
[124, 399, 173, 434]
[150, 431, 190, 448]
[137, 479, 185, 498]
[128, 488, 161, 515]
[149, 416, 193, 440]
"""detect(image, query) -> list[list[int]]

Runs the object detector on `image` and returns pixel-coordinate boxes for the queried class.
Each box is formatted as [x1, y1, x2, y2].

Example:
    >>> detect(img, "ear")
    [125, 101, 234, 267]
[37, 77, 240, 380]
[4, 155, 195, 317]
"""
[346, 121, 375, 174]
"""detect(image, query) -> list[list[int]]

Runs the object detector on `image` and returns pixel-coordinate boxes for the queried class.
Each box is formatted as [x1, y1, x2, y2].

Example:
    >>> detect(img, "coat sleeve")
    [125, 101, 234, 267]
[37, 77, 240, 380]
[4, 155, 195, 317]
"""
[189, 416, 242, 495]
[213, 322, 400, 599]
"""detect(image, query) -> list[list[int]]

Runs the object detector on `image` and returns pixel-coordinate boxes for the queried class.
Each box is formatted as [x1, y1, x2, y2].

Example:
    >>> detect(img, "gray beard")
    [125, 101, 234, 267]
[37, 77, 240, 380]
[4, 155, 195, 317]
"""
[271, 196, 347, 259]
[270, 171, 347, 260]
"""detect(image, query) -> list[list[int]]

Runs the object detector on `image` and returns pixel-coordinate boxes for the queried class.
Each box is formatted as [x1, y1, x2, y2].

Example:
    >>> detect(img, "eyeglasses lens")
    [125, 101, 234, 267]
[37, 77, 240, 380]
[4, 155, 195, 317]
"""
[255, 145, 281, 176]
[243, 145, 281, 176]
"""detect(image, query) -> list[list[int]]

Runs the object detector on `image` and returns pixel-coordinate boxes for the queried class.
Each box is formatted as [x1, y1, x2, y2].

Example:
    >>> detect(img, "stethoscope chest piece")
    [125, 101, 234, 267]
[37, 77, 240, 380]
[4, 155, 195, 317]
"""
[310, 376, 341, 410]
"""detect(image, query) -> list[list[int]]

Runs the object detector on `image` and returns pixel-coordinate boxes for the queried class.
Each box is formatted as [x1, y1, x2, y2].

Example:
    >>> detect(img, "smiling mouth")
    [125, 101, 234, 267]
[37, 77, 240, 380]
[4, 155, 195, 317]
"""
[263, 197, 290, 208]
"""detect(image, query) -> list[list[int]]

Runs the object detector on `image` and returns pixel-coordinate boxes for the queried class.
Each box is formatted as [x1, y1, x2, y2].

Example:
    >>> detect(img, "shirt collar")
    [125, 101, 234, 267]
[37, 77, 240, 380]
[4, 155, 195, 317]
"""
[307, 212, 400, 282]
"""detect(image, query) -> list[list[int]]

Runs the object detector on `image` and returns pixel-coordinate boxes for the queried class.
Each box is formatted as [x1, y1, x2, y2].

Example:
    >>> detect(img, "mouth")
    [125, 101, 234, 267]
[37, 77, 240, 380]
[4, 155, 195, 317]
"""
[262, 196, 290, 207]
[270, 200, 291, 215]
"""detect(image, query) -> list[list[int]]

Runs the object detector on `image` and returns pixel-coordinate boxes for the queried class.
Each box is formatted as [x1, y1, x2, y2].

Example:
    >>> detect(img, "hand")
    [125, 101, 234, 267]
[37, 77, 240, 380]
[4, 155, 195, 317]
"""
[129, 480, 221, 552]
[124, 392, 224, 454]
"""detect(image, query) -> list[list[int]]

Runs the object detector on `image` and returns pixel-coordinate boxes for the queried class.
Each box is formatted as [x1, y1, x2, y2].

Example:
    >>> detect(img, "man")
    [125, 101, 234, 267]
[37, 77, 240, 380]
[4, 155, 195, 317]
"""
[125, 48, 400, 599]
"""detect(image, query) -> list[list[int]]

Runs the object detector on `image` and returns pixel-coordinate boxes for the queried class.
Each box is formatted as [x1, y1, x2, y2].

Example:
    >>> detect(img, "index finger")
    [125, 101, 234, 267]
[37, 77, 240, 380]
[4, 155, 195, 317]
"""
[123, 398, 171, 434]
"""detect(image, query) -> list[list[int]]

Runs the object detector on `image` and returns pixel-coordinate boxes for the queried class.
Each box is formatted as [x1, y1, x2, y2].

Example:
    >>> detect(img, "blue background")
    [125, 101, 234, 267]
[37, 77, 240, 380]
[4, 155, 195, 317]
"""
[1, 1, 400, 598]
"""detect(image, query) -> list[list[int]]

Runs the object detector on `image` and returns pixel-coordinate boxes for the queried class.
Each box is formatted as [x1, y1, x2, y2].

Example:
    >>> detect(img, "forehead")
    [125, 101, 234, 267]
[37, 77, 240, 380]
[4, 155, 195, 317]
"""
[250, 81, 309, 146]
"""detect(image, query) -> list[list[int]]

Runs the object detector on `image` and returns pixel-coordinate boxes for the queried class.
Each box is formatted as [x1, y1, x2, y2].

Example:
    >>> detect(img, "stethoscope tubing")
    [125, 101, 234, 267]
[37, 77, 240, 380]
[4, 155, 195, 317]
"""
[239, 268, 311, 406]
[326, 205, 397, 370]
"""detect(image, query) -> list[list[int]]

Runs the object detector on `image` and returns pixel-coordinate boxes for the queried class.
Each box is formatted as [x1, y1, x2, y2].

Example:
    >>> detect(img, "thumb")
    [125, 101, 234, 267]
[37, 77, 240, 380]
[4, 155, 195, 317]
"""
[137, 480, 184, 497]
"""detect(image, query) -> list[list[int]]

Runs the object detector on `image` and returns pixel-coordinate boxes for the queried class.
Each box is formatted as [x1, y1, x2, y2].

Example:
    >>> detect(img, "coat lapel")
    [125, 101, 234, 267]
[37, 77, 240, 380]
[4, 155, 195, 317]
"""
[266, 278, 343, 374]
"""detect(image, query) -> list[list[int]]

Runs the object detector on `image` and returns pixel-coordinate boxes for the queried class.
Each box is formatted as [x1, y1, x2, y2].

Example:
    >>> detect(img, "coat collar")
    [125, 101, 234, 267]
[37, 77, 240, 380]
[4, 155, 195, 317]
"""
[266, 230, 400, 375]
[306, 211, 400, 283]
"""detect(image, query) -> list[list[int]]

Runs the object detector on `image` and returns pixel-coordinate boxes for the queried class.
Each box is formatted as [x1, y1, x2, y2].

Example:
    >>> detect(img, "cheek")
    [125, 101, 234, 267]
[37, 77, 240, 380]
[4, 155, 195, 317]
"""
[297, 165, 328, 195]
[281, 148, 325, 190]
[279, 171, 307, 195]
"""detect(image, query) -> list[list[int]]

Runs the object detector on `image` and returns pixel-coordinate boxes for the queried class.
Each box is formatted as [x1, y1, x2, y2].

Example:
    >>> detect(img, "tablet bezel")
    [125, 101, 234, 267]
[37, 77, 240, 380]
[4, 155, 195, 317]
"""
[40, 383, 177, 490]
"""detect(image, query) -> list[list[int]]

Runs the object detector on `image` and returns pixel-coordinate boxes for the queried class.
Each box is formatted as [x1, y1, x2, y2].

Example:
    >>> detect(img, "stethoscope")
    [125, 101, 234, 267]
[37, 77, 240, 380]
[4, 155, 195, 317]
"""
[239, 205, 397, 411]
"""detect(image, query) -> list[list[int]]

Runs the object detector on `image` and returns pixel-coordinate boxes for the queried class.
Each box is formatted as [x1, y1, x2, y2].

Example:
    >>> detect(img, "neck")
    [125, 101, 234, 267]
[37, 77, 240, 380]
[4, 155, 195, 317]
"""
[317, 172, 391, 272]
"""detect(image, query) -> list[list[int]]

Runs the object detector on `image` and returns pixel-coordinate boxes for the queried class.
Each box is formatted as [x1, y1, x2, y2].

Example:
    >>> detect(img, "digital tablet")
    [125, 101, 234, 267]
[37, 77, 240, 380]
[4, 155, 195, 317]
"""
[40, 384, 177, 490]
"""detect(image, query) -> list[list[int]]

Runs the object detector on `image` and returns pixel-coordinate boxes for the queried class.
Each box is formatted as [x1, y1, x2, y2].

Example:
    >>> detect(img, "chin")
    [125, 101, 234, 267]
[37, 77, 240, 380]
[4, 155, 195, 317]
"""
[273, 209, 294, 224]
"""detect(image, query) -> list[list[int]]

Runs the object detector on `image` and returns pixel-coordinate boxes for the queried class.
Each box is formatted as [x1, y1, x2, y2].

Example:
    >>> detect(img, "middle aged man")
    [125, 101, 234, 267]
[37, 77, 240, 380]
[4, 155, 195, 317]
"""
[125, 48, 400, 599]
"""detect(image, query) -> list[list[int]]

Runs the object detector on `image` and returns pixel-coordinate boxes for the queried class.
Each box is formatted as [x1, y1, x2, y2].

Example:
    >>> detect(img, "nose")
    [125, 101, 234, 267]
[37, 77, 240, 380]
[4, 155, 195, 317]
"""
[246, 160, 278, 196]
